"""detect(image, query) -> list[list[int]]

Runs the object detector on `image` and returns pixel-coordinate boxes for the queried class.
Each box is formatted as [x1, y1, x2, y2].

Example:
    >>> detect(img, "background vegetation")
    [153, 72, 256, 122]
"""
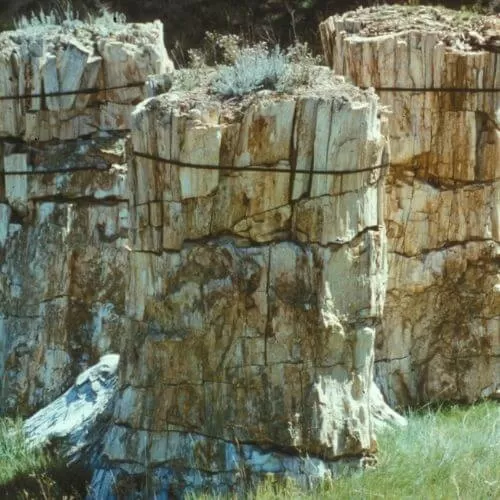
[0, 1, 498, 58]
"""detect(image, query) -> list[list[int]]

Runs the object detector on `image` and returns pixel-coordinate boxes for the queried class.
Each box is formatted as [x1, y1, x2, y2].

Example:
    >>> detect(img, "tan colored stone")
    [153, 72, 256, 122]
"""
[0, 18, 408, 496]
[130, 89, 386, 250]
[321, 5, 500, 405]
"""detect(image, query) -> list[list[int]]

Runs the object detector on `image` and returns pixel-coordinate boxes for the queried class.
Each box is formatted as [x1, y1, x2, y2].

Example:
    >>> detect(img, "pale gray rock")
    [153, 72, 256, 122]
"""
[42, 54, 60, 110]
[145, 73, 173, 98]
[58, 40, 91, 109]
[369, 383, 407, 432]
[24, 354, 119, 467]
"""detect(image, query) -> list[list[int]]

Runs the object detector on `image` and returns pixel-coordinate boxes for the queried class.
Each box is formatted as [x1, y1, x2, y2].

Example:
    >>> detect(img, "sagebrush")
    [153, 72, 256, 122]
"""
[209, 40, 321, 97]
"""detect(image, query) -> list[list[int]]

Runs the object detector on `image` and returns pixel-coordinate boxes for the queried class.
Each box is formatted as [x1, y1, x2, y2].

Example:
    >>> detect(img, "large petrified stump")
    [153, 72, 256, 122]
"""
[320, 5, 500, 405]
[92, 79, 391, 496]
[0, 18, 173, 413]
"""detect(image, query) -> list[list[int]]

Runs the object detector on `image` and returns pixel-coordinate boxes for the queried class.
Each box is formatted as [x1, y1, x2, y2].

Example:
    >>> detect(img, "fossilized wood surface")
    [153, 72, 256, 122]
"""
[90, 85, 393, 496]
[320, 5, 500, 405]
[0, 21, 173, 413]
[0, 139, 129, 413]
[0, 17, 408, 495]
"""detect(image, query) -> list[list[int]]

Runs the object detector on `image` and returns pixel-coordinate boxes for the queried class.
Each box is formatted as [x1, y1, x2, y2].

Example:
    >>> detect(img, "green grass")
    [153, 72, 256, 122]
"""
[315, 401, 500, 499]
[0, 418, 50, 485]
[0, 418, 88, 498]
[197, 402, 500, 499]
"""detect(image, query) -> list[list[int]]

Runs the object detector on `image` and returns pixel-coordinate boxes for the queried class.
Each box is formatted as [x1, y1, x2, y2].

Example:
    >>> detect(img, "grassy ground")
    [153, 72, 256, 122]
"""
[0, 418, 88, 498]
[0, 418, 50, 485]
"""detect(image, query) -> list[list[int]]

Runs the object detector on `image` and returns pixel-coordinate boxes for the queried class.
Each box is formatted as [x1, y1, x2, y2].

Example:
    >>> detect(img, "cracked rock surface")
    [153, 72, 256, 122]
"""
[0, 18, 173, 140]
[0, 20, 172, 413]
[320, 5, 500, 405]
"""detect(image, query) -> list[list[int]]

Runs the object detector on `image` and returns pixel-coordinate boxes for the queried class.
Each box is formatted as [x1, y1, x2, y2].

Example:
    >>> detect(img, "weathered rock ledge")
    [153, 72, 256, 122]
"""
[320, 5, 499, 405]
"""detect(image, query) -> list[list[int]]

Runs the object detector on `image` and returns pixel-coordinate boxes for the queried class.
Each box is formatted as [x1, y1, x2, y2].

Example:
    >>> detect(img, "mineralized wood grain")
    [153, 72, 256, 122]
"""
[320, 5, 500, 405]
[0, 20, 173, 140]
